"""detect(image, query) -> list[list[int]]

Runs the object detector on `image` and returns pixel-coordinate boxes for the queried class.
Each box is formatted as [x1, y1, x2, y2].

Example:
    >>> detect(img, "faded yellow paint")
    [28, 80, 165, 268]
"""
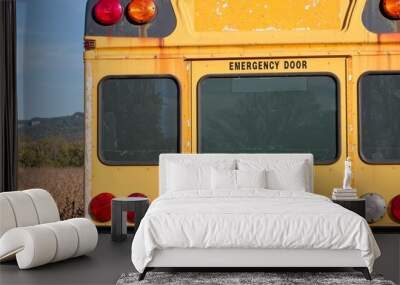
[350, 54, 400, 227]
[194, 0, 342, 32]
[84, 0, 400, 227]
[84, 0, 394, 50]
[87, 59, 191, 226]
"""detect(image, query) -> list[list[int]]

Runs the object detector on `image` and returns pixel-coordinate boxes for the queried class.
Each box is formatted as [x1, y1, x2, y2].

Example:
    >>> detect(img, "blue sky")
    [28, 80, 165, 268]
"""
[17, 0, 86, 120]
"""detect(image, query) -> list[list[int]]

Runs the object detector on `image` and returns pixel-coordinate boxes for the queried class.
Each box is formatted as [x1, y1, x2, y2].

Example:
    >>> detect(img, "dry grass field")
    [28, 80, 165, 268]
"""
[18, 167, 84, 220]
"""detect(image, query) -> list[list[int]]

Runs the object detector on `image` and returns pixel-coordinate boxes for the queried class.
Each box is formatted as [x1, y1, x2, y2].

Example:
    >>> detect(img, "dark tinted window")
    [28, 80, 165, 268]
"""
[99, 77, 179, 165]
[198, 75, 338, 164]
[359, 73, 400, 163]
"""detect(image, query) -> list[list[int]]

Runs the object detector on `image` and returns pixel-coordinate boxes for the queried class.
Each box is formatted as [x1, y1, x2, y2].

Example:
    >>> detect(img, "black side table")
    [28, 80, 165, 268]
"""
[332, 198, 366, 218]
[111, 197, 150, 242]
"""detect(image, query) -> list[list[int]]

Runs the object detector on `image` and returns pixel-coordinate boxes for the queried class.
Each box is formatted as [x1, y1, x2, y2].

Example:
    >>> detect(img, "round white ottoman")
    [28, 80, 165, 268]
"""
[0, 218, 98, 269]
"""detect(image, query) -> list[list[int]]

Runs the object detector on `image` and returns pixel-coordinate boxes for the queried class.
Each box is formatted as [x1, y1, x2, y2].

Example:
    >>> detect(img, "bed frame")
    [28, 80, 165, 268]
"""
[138, 154, 371, 281]
[140, 248, 370, 280]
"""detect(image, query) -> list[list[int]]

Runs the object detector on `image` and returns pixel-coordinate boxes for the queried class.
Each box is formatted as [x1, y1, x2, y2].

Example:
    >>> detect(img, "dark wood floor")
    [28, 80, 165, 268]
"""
[0, 233, 135, 285]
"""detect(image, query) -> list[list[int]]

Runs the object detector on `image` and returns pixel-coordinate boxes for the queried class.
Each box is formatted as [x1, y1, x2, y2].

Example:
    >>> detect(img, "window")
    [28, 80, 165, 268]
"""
[99, 77, 179, 165]
[359, 73, 400, 164]
[198, 75, 339, 164]
[16, 0, 86, 219]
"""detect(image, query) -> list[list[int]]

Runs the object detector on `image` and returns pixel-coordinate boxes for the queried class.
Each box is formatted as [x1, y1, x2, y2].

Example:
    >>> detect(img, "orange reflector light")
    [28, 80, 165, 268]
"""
[381, 0, 400, 19]
[127, 0, 156, 24]
[93, 0, 123, 26]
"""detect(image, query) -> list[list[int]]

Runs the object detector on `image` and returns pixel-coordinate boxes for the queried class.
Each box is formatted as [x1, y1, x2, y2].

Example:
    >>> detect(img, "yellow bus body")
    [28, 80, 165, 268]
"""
[84, 0, 400, 227]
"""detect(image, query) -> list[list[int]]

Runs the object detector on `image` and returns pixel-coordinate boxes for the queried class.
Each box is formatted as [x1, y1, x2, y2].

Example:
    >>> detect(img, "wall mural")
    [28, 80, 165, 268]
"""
[16, 0, 86, 219]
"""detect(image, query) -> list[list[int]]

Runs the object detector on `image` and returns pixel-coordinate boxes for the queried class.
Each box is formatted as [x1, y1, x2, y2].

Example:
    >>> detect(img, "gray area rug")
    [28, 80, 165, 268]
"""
[117, 272, 396, 285]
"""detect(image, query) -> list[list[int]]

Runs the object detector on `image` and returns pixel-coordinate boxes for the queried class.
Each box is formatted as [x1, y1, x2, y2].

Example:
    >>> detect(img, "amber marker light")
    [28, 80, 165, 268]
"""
[93, 0, 123, 26]
[127, 0, 157, 24]
[380, 0, 400, 19]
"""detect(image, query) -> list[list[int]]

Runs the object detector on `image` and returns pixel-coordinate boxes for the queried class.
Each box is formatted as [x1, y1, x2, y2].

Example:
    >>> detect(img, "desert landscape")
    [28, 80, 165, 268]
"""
[18, 167, 84, 220]
[17, 113, 85, 220]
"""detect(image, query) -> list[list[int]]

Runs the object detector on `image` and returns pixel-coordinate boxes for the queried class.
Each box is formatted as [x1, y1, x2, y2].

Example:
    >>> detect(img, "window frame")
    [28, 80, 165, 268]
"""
[97, 75, 181, 166]
[197, 72, 341, 165]
[358, 71, 400, 165]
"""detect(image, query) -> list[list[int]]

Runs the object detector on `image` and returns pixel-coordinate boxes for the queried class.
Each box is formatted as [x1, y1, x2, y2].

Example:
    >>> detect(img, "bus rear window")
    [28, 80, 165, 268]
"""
[98, 76, 179, 165]
[198, 75, 339, 164]
[359, 73, 400, 164]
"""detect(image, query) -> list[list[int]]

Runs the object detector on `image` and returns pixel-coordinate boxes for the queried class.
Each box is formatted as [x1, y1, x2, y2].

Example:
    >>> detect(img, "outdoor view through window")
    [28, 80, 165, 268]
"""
[16, 0, 86, 219]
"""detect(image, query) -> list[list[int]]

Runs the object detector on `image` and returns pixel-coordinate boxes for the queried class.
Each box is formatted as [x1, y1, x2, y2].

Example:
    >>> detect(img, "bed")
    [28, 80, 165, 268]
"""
[131, 154, 380, 280]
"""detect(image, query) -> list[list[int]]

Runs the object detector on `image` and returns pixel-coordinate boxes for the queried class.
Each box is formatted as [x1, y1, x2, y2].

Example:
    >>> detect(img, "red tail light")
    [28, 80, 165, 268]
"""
[93, 0, 123, 26]
[391, 195, 400, 221]
[127, 193, 147, 223]
[89, 192, 115, 222]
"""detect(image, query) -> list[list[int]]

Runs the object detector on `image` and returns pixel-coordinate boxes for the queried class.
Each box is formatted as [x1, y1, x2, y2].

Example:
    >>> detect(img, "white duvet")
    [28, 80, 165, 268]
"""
[131, 190, 380, 273]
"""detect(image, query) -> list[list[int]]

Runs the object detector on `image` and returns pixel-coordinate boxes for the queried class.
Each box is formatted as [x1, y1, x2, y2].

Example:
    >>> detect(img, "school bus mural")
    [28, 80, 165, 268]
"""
[84, 0, 400, 227]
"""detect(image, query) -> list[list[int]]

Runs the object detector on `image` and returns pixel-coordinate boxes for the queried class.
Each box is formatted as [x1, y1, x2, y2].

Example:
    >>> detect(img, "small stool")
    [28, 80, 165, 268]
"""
[111, 197, 149, 242]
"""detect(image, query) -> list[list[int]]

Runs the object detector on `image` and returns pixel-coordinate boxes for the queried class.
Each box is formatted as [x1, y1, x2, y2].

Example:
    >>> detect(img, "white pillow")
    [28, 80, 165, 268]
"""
[266, 165, 306, 191]
[211, 169, 268, 190]
[237, 169, 267, 189]
[167, 163, 211, 191]
[238, 159, 308, 191]
[211, 168, 236, 190]
[167, 159, 235, 191]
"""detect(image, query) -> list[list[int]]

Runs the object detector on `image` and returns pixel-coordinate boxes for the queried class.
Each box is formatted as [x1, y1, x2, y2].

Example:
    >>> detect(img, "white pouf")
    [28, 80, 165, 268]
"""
[42, 221, 79, 262]
[0, 189, 98, 269]
[67, 218, 98, 257]
[0, 196, 17, 237]
[24, 188, 60, 223]
[0, 226, 57, 268]
[1, 191, 40, 227]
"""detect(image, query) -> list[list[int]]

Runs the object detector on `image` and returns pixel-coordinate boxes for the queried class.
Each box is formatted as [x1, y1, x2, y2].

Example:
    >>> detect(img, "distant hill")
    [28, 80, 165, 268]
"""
[18, 112, 84, 142]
